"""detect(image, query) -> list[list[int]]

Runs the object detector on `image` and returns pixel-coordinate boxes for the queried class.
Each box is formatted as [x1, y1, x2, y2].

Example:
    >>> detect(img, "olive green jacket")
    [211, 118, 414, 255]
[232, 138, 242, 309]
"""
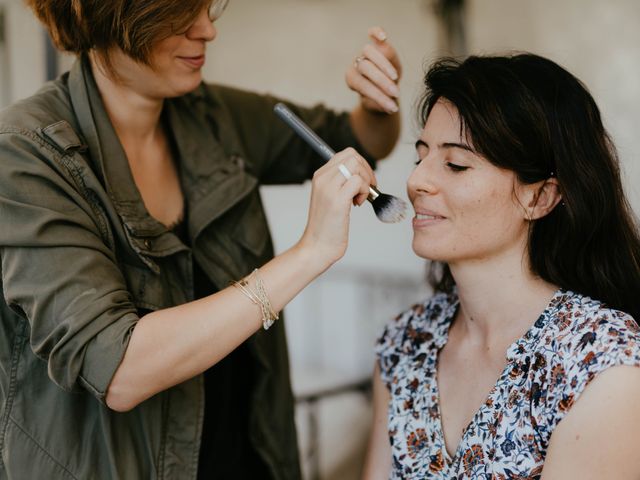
[0, 58, 372, 479]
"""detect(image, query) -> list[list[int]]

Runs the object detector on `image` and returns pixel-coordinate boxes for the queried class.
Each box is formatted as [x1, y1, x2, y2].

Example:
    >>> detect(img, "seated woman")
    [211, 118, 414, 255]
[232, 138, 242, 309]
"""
[363, 53, 640, 479]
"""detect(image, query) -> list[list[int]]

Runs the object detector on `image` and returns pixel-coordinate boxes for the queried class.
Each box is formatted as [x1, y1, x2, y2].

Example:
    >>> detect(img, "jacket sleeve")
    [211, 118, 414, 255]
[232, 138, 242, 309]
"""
[0, 130, 139, 402]
[207, 84, 377, 184]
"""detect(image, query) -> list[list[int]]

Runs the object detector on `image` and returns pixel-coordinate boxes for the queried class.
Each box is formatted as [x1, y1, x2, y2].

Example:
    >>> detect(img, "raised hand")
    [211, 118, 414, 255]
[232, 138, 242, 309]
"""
[346, 26, 402, 115]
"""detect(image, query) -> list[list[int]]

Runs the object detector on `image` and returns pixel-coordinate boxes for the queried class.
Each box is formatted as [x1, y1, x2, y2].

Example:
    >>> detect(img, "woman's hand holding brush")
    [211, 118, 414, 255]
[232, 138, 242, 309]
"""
[274, 103, 407, 222]
[296, 148, 376, 269]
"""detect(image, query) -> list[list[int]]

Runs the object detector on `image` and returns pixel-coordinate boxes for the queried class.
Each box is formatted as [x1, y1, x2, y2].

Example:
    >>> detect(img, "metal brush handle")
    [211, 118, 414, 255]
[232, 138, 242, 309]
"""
[367, 186, 380, 201]
[274, 103, 335, 161]
[274, 102, 379, 200]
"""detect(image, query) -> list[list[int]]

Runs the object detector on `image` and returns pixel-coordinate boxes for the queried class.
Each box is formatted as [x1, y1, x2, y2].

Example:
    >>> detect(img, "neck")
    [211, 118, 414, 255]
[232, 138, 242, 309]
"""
[449, 246, 558, 345]
[90, 54, 164, 144]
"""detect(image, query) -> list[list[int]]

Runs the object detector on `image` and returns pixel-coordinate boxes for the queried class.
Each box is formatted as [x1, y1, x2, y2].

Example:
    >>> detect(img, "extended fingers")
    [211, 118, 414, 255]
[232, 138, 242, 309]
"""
[357, 45, 400, 101]
[348, 27, 402, 114]
[368, 26, 388, 42]
[361, 43, 399, 83]
[346, 68, 398, 114]
[367, 27, 402, 76]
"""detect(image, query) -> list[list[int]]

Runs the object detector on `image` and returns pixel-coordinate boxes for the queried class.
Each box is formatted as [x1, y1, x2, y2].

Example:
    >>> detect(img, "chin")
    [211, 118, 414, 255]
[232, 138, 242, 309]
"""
[167, 75, 203, 97]
[180, 82, 203, 96]
[412, 239, 458, 263]
[412, 241, 438, 261]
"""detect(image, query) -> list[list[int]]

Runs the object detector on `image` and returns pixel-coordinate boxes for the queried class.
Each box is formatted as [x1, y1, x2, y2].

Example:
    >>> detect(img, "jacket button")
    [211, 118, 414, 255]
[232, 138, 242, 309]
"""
[144, 239, 152, 249]
[231, 155, 244, 170]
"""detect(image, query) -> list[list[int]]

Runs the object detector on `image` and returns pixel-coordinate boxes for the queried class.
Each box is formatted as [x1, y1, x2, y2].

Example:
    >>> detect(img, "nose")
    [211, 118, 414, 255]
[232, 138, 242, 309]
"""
[407, 159, 437, 198]
[186, 7, 217, 42]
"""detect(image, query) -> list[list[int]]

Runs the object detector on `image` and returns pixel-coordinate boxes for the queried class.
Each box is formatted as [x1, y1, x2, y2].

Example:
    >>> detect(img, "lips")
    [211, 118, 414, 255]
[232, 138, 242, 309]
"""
[178, 55, 205, 68]
[412, 209, 446, 228]
[415, 213, 443, 220]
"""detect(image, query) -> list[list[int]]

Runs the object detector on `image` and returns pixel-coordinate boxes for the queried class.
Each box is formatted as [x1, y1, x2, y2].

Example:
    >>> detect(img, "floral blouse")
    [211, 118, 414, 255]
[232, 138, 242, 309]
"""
[375, 289, 640, 479]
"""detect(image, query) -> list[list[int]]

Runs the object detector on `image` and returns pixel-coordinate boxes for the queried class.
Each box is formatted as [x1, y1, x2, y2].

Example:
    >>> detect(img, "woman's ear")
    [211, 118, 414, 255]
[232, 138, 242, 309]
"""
[525, 178, 562, 220]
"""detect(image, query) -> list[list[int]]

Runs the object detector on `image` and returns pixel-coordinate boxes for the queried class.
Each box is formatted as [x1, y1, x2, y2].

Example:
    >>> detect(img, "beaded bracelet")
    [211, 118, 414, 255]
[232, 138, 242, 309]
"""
[231, 269, 279, 330]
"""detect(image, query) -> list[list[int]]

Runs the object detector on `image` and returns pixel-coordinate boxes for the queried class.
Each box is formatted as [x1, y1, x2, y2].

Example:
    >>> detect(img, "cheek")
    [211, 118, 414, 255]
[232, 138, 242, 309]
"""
[459, 187, 523, 237]
[149, 42, 180, 70]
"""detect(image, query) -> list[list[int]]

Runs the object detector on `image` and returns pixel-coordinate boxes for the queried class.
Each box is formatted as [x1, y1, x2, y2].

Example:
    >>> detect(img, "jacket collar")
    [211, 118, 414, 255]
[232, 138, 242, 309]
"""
[163, 88, 257, 241]
[68, 56, 165, 237]
[66, 56, 256, 245]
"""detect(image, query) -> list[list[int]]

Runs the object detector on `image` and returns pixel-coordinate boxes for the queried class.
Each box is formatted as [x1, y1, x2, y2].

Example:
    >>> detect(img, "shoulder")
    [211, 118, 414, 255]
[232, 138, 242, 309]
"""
[0, 74, 81, 169]
[375, 291, 456, 390]
[177, 82, 290, 144]
[0, 76, 90, 202]
[376, 291, 456, 356]
[0, 74, 74, 135]
[546, 290, 640, 364]
[530, 291, 640, 426]
[542, 365, 640, 478]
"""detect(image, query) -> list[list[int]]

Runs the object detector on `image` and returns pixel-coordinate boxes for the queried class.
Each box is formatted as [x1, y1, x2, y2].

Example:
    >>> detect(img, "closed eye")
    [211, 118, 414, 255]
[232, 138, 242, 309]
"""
[414, 139, 428, 166]
[446, 162, 469, 172]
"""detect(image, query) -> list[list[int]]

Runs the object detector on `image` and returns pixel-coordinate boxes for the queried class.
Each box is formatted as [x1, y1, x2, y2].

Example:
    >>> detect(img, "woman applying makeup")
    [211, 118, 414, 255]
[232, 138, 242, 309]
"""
[0, 1, 401, 478]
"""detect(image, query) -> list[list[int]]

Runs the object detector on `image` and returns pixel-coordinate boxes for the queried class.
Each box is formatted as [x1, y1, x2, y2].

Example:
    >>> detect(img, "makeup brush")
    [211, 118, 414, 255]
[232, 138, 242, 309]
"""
[274, 103, 407, 223]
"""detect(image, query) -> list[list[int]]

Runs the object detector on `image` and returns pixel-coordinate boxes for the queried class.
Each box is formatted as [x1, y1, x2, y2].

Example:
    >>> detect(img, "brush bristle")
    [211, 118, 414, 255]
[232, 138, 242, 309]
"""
[371, 194, 407, 223]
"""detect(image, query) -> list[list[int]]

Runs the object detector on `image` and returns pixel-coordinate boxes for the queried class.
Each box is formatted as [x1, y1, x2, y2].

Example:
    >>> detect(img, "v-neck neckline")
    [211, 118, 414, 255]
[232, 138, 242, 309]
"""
[432, 288, 565, 464]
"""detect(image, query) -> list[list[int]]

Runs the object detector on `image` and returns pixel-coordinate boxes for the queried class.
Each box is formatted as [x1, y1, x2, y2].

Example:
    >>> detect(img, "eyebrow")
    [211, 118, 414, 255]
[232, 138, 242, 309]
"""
[414, 139, 475, 153]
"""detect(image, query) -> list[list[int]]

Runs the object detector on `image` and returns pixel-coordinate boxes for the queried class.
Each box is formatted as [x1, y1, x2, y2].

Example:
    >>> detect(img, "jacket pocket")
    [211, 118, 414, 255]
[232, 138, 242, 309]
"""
[231, 191, 270, 258]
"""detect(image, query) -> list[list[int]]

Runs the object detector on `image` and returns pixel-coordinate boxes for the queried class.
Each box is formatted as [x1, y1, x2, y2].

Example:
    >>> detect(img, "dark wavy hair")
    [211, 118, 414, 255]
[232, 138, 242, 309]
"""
[421, 53, 640, 320]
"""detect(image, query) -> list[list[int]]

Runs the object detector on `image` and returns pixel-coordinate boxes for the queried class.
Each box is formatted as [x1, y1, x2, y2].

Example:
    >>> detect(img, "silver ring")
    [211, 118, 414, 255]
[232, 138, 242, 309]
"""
[354, 55, 366, 68]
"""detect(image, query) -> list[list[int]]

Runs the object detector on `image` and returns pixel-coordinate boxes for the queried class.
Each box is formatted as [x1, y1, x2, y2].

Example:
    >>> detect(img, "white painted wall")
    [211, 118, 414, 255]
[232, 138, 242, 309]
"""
[0, 0, 45, 105]
[465, 0, 640, 213]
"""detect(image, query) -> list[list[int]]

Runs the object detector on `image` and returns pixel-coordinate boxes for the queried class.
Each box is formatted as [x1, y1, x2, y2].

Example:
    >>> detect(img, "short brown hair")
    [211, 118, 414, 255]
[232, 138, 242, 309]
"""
[25, 0, 210, 65]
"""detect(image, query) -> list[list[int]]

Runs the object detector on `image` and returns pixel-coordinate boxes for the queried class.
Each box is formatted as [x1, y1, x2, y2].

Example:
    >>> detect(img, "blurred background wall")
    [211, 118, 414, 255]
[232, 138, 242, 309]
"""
[1, 0, 638, 478]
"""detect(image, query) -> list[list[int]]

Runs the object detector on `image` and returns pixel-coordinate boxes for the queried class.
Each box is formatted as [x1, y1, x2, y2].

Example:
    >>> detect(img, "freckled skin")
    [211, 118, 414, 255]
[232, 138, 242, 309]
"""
[408, 100, 530, 265]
